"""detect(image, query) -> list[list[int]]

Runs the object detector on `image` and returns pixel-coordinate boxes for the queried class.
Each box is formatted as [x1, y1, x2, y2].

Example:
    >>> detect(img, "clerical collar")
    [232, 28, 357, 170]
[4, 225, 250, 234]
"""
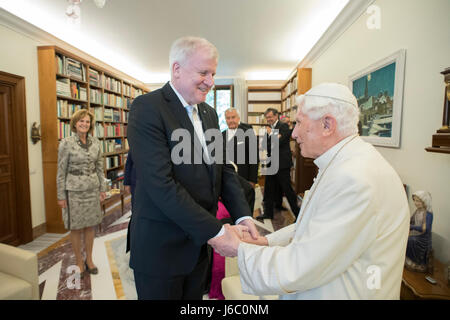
[169, 81, 198, 112]
[314, 135, 358, 170]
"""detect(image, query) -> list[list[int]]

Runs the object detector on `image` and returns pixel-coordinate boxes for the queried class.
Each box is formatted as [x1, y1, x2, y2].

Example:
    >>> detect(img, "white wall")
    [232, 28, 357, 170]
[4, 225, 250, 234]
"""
[311, 0, 450, 263]
[0, 23, 46, 229]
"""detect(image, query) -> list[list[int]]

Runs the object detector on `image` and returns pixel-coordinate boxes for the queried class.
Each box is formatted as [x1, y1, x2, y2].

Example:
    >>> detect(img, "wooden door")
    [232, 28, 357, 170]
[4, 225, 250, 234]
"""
[0, 71, 32, 245]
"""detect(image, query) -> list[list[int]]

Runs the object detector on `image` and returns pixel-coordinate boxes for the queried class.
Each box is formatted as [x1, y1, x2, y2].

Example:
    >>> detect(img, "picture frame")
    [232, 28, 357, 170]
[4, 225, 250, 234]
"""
[349, 49, 406, 148]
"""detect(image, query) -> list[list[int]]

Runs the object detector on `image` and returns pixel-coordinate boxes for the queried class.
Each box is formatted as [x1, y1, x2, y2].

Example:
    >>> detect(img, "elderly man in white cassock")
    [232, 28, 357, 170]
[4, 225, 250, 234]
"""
[210, 83, 410, 299]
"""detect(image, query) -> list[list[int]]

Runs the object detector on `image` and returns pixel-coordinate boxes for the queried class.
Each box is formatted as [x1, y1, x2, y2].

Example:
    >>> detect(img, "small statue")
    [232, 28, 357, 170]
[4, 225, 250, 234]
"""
[405, 191, 434, 273]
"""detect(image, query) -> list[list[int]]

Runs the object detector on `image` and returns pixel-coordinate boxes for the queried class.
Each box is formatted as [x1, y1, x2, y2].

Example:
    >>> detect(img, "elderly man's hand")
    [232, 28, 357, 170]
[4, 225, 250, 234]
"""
[207, 224, 245, 257]
[241, 232, 269, 246]
[238, 218, 259, 240]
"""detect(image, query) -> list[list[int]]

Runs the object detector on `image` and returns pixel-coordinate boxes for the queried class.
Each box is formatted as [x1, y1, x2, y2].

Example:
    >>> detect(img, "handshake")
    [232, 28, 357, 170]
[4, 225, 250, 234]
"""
[207, 219, 268, 257]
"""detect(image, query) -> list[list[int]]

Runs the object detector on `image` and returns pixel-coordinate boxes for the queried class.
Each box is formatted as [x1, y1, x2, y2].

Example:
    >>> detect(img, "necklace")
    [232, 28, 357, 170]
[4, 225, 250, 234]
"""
[295, 134, 358, 227]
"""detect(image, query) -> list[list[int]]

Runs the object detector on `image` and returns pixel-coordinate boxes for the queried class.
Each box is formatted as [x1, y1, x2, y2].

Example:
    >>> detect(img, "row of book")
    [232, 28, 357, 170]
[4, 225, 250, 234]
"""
[105, 155, 120, 169]
[282, 94, 297, 111]
[107, 169, 125, 187]
[57, 119, 74, 139]
[56, 78, 71, 97]
[123, 83, 132, 97]
[103, 92, 123, 108]
[70, 82, 87, 101]
[90, 88, 102, 104]
[91, 107, 129, 123]
[57, 100, 85, 118]
[94, 123, 125, 138]
[56, 55, 86, 81]
[282, 75, 298, 99]
[124, 97, 132, 109]
[89, 69, 101, 87]
[56, 78, 87, 101]
[90, 89, 133, 109]
[103, 75, 122, 93]
[92, 107, 103, 121]
[104, 108, 121, 122]
[101, 138, 123, 154]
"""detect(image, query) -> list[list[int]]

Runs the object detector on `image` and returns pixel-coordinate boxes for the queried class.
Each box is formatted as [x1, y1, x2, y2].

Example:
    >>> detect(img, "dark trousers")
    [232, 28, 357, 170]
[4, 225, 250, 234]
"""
[126, 185, 135, 253]
[264, 168, 300, 218]
[133, 246, 209, 300]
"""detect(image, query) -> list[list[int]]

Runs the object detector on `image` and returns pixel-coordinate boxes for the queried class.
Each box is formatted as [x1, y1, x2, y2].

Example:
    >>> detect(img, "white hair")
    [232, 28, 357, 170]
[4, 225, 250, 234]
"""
[224, 107, 240, 118]
[169, 36, 219, 76]
[296, 94, 360, 137]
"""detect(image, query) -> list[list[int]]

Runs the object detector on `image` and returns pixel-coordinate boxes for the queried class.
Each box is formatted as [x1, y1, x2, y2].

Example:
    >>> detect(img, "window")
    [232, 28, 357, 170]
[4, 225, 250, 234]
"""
[205, 85, 234, 131]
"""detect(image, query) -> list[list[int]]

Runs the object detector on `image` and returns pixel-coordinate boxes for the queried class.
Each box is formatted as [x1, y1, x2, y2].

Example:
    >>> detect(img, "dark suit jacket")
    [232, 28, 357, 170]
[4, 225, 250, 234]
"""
[222, 123, 259, 184]
[267, 120, 293, 170]
[124, 150, 136, 188]
[127, 82, 251, 276]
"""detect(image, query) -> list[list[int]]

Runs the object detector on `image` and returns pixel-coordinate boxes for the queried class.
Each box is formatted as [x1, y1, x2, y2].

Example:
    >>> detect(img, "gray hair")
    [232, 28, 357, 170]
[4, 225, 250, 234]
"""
[224, 108, 240, 118]
[169, 36, 219, 76]
[295, 94, 360, 137]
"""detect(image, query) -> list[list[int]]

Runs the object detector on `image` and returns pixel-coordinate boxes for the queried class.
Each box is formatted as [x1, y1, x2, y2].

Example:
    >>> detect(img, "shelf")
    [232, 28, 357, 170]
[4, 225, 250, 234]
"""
[425, 147, 450, 154]
[38, 45, 149, 233]
[248, 100, 282, 104]
[56, 95, 88, 103]
[103, 87, 122, 95]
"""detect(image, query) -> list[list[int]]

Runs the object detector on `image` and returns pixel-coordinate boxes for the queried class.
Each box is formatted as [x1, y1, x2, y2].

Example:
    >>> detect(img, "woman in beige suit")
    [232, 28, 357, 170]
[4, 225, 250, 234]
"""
[57, 109, 107, 277]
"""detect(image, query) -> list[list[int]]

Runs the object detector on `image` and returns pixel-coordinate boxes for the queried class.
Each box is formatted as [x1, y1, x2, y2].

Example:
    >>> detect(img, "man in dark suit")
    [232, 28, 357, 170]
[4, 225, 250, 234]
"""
[127, 36, 258, 300]
[257, 108, 300, 220]
[222, 108, 258, 213]
[124, 151, 136, 253]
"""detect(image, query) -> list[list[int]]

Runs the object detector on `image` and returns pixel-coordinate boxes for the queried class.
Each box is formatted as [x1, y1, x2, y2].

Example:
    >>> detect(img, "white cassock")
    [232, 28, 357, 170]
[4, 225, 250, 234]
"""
[237, 135, 409, 299]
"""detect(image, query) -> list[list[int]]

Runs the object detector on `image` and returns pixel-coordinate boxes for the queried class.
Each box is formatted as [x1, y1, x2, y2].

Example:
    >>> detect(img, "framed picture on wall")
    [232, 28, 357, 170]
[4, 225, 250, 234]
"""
[349, 49, 406, 148]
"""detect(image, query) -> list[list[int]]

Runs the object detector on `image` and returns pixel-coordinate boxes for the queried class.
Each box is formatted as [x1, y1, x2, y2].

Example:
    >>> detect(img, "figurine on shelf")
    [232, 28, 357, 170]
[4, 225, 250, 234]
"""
[405, 191, 434, 273]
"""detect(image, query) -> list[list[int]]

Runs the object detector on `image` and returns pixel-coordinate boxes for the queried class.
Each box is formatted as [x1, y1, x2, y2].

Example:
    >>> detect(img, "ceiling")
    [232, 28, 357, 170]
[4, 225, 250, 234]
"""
[1, 0, 352, 83]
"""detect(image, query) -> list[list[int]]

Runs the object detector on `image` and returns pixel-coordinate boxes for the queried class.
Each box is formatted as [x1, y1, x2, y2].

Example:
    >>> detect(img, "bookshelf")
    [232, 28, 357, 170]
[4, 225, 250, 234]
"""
[37, 45, 149, 233]
[247, 86, 282, 136]
[280, 68, 317, 195]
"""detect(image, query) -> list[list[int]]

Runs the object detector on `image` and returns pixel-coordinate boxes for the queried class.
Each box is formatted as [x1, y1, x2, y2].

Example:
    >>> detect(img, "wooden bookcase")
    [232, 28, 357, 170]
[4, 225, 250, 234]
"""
[246, 86, 282, 186]
[37, 45, 149, 233]
[280, 68, 316, 195]
[247, 86, 282, 135]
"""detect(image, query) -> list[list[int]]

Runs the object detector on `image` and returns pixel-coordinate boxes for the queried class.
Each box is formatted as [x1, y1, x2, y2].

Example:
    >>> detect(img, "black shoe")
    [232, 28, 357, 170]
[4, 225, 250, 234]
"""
[275, 205, 288, 211]
[85, 261, 98, 275]
[256, 214, 273, 220]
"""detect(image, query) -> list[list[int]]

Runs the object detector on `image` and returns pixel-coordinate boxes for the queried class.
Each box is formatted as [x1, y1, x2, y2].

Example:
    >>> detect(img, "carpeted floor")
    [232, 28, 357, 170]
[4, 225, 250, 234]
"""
[36, 195, 297, 300]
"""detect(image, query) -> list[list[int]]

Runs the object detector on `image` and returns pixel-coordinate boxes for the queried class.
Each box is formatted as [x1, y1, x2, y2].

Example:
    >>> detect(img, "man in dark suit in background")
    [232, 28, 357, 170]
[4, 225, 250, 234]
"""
[127, 36, 259, 300]
[257, 108, 300, 220]
[223, 108, 258, 213]
[124, 151, 136, 253]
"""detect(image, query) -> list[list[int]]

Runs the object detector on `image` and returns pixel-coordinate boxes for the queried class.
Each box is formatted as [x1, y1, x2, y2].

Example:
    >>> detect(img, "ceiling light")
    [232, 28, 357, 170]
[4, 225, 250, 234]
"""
[93, 0, 106, 9]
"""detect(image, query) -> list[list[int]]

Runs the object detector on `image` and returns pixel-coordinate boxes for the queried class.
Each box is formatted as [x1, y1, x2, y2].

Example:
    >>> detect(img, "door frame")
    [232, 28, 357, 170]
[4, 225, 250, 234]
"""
[0, 71, 33, 245]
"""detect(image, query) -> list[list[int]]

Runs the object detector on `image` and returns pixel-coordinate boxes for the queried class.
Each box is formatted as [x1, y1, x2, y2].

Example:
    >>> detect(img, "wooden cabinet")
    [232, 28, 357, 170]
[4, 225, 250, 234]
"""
[37, 46, 149, 233]
[280, 68, 317, 195]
